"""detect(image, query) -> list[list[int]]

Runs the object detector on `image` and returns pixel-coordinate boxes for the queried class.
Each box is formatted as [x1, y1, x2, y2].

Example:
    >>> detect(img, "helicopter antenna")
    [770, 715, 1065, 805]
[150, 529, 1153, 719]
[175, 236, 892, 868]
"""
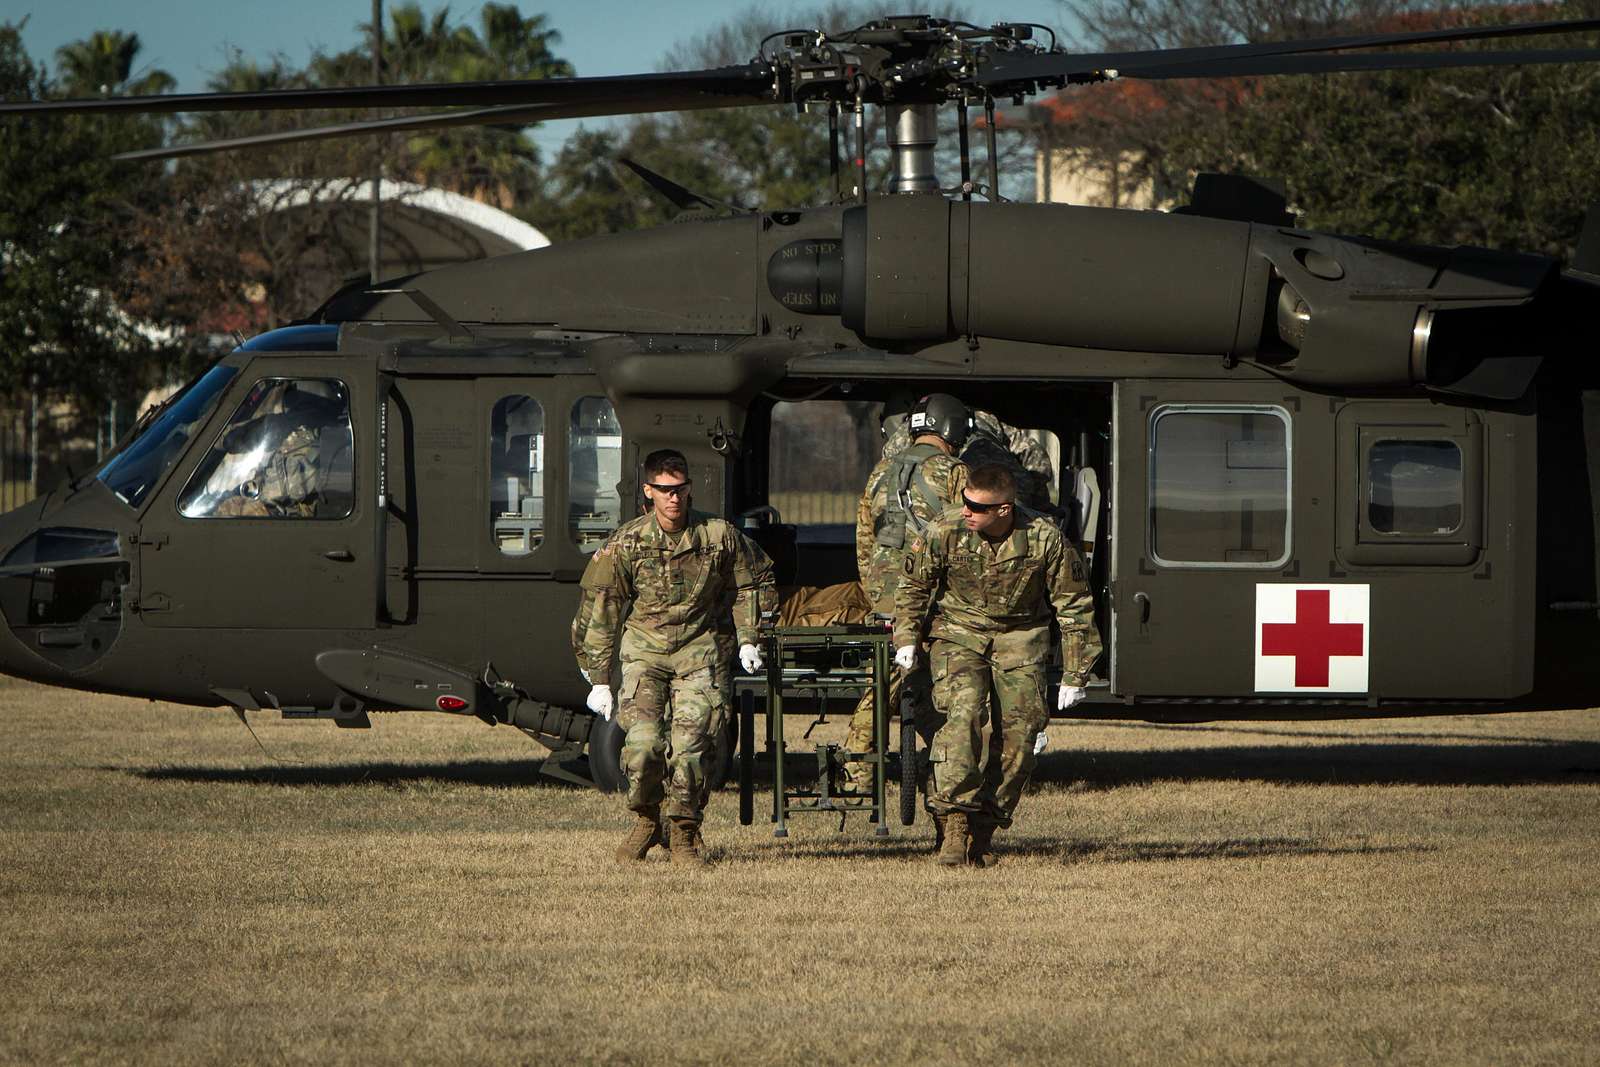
[230, 706, 303, 765]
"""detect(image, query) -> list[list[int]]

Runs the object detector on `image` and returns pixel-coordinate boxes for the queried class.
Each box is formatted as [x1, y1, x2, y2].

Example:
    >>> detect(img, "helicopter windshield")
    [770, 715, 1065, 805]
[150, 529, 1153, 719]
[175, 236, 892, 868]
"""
[96, 364, 239, 508]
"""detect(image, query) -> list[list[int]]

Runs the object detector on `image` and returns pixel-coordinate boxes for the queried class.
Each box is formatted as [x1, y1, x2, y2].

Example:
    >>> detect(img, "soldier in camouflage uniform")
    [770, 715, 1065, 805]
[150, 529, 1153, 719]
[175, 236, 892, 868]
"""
[575, 449, 776, 866]
[895, 463, 1102, 868]
[202, 381, 345, 519]
[843, 393, 972, 791]
[209, 424, 325, 518]
[882, 407, 1056, 515]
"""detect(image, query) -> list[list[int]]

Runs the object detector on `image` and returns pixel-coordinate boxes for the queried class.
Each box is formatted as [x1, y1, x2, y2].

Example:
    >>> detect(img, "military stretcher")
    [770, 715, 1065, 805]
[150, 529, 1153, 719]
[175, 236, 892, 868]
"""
[733, 624, 918, 837]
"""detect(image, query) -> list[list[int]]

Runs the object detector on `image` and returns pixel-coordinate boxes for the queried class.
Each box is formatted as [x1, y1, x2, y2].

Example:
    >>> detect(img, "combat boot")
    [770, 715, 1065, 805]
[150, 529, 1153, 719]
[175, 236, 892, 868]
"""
[968, 817, 1000, 868]
[615, 807, 663, 863]
[668, 818, 707, 867]
[934, 811, 970, 866]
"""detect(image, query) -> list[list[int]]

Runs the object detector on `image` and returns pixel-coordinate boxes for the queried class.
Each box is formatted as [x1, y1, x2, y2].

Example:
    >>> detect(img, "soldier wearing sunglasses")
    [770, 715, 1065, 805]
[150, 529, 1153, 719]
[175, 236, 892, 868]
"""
[894, 463, 1103, 868]
[574, 448, 776, 866]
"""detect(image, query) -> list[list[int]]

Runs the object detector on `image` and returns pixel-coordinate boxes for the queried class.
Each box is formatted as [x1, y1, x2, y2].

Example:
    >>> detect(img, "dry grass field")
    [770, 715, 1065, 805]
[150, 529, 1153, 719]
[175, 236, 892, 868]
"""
[4, 675, 1600, 1065]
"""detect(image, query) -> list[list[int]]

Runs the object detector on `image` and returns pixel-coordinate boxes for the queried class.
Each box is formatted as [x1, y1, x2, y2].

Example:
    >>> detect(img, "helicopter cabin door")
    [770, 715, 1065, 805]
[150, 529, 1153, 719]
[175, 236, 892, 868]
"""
[1110, 380, 1531, 701]
[1111, 381, 1309, 697]
[468, 375, 625, 690]
[135, 354, 380, 630]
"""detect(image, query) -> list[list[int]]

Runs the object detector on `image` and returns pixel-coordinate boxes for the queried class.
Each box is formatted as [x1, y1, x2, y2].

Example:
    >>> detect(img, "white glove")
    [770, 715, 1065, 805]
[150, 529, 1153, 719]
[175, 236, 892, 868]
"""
[1033, 730, 1049, 756]
[586, 684, 614, 720]
[579, 668, 592, 684]
[1058, 685, 1086, 711]
[739, 643, 764, 674]
[894, 645, 917, 671]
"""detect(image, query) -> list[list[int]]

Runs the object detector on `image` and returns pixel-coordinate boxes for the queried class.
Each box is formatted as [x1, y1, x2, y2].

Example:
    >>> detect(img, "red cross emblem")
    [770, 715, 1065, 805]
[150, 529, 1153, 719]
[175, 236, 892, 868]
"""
[1259, 588, 1366, 688]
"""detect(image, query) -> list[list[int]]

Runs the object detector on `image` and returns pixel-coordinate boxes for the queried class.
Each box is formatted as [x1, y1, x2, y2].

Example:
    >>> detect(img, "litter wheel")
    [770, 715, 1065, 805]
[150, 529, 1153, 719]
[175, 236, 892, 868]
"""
[587, 713, 626, 793]
[899, 717, 918, 826]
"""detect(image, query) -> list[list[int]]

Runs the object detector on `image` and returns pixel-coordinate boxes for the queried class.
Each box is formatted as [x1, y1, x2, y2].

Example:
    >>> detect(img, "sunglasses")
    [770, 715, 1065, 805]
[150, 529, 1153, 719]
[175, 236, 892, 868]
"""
[644, 481, 692, 497]
[961, 493, 1011, 513]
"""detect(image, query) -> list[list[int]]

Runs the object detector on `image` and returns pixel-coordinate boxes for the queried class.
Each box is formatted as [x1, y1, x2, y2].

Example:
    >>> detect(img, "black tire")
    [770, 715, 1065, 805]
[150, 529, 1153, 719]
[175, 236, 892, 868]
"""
[899, 717, 918, 826]
[588, 713, 734, 794]
[587, 713, 626, 793]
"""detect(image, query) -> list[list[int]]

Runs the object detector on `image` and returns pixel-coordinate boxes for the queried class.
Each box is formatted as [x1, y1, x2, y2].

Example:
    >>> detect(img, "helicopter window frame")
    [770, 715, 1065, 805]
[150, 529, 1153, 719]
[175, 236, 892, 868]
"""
[490, 395, 547, 557]
[174, 376, 357, 521]
[1146, 403, 1293, 570]
[95, 363, 240, 510]
[1334, 404, 1483, 568]
[568, 396, 623, 553]
[1366, 438, 1464, 537]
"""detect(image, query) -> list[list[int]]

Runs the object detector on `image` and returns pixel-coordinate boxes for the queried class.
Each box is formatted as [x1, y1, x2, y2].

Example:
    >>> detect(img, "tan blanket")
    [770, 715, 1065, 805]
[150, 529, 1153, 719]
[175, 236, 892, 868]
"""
[777, 582, 873, 628]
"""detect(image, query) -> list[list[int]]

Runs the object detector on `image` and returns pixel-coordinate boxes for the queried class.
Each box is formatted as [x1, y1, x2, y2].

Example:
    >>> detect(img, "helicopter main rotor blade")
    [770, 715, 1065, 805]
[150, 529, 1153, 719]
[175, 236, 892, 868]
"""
[982, 16, 1600, 84]
[0, 64, 774, 118]
[1129, 46, 1600, 80]
[112, 93, 775, 162]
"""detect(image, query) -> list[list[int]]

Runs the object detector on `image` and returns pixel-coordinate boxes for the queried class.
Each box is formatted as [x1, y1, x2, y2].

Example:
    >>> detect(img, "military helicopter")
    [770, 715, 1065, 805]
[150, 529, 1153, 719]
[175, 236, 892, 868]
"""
[3, 12, 1600, 792]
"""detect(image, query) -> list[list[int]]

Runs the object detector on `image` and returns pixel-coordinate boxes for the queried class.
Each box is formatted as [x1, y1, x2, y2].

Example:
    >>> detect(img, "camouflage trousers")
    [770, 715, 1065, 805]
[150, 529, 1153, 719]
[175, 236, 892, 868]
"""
[926, 639, 1049, 827]
[616, 647, 729, 824]
[843, 663, 940, 789]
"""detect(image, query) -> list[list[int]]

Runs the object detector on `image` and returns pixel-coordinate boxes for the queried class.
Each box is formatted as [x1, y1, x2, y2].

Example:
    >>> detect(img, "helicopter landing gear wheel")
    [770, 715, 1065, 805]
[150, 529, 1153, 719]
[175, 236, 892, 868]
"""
[587, 713, 626, 794]
[585, 713, 733, 794]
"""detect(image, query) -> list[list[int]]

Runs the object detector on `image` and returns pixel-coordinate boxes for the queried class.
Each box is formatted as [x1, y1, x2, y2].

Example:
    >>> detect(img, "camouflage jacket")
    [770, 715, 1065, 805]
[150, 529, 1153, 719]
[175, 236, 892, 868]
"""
[855, 444, 968, 615]
[893, 507, 1102, 684]
[575, 510, 776, 677]
[882, 408, 1054, 512]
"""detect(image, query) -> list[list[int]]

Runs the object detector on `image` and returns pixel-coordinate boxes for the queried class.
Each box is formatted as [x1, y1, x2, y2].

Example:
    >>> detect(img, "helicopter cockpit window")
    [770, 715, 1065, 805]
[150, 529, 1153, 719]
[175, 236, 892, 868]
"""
[96, 364, 238, 509]
[491, 396, 545, 556]
[569, 397, 621, 552]
[1368, 440, 1463, 535]
[176, 378, 355, 520]
[1149, 406, 1290, 568]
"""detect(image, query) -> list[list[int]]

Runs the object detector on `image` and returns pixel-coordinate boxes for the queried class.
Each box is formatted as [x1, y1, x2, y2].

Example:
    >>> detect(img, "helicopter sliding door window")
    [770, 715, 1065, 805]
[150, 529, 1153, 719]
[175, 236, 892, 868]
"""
[1336, 404, 1482, 566]
[569, 397, 622, 552]
[1147, 405, 1291, 568]
[176, 378, 354, 520]
[490, 396, 545, 557]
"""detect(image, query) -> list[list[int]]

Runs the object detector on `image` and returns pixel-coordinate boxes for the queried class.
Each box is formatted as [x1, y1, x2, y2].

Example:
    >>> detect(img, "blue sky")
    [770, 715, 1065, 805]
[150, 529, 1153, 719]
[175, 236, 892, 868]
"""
[10, 1, 1081, 156]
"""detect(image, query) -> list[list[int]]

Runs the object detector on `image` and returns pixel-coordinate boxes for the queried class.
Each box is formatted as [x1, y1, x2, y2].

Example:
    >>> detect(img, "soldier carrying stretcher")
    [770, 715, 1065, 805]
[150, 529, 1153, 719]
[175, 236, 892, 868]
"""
[894, 462, 1103, 868]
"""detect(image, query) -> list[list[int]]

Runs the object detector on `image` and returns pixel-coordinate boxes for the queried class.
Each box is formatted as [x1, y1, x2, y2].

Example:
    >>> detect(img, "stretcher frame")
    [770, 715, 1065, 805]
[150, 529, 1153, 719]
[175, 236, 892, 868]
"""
[733, 624, 916, 838]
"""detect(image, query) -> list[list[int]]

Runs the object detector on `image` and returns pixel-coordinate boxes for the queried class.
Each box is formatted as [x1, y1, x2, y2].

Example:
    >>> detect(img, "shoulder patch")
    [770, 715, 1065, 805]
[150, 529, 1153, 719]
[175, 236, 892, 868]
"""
[1071, 557, 1085, 583]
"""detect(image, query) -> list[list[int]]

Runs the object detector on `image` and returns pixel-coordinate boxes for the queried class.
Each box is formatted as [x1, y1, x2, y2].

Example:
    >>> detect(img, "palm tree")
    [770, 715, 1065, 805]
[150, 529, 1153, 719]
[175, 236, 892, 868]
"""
[54, 30, 174, 98]
[312, 2, 574, 207]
